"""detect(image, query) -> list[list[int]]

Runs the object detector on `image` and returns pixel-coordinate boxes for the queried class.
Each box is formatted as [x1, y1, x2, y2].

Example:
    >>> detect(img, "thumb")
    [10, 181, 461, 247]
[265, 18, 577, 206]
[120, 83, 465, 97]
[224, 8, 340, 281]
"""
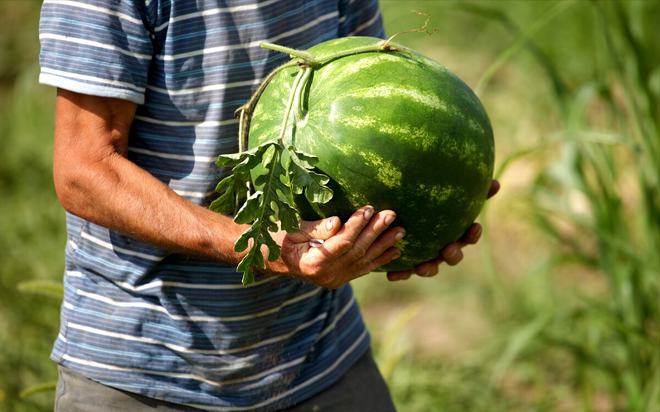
[288, 216, 341, 242]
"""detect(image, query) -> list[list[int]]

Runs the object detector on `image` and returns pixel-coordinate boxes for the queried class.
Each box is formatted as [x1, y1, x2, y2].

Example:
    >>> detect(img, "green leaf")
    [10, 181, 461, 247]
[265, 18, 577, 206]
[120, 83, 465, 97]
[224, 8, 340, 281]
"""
[210, 127, 333, 285]
[236, 246, 260, 285]
[215, 150, 248, 168]
[260, 144, 276, 168]
[221, 143, 291, 284]
[289, 148, 333, 204]
[210, 140, 335, 284]
[289, 147, 319, 167]
[263, 231, 281, 261]
[277, 198, 301, 232]
[234, 227, 253, 253]
[210, 175, 245, 215]
[234, 191, 263, 224]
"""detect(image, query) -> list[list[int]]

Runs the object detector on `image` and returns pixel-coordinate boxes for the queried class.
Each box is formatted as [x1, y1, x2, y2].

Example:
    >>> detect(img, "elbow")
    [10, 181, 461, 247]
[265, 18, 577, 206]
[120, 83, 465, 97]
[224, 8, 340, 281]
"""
[53, 151, 121, 220]
[53, 162, 87, 216]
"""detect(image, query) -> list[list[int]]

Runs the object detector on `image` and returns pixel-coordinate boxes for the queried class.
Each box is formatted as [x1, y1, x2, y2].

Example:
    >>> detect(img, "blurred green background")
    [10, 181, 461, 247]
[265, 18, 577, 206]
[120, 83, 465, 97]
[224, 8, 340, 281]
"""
[1, 0, 658, 411]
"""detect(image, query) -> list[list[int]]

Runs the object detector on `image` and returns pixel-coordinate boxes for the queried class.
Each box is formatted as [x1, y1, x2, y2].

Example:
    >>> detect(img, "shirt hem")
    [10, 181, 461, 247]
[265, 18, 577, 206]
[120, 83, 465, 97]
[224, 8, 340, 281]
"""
[52, 336, 371, 412]
[39, 72, 145, 104]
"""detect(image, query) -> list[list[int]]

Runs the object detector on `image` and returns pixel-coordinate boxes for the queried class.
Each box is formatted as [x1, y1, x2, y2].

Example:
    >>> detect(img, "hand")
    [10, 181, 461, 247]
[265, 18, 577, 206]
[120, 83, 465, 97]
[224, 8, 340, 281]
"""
[387, 179, 501, 281]
[267, 206, 405, 289]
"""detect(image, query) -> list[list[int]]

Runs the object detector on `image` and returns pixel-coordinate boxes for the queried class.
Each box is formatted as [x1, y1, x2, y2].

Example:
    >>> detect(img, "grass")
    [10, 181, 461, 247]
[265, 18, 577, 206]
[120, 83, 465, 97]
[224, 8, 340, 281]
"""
[517, 2, 659, 409]
[0, 70, 64, 411]
[1, 1, 659, 411]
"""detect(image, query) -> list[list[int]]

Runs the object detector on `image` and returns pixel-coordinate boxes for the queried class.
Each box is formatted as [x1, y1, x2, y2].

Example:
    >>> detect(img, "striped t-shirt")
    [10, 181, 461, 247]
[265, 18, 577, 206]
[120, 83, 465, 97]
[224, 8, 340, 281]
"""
[39, 0, 384, 410]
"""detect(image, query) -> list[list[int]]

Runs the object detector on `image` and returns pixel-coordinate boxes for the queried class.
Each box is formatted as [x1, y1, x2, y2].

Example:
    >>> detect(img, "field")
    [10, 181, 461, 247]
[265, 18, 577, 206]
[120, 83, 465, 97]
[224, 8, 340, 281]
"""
[1, 1, 658, 411]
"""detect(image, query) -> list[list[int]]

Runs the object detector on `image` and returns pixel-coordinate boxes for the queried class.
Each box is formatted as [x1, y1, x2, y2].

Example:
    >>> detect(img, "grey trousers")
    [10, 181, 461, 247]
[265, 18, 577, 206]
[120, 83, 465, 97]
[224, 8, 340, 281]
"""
[54, 349, 397, 412]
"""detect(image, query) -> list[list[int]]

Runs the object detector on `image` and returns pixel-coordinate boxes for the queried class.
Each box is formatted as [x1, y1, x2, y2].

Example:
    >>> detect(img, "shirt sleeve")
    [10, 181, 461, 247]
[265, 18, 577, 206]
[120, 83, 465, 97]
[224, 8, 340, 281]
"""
[39, 0, 154, 104]
[338, 0, 385, 38]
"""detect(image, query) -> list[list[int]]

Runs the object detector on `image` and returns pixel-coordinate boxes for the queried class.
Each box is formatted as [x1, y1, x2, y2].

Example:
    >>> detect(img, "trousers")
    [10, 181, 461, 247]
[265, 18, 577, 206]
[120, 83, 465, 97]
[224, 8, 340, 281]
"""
[54, 349, 397, 411]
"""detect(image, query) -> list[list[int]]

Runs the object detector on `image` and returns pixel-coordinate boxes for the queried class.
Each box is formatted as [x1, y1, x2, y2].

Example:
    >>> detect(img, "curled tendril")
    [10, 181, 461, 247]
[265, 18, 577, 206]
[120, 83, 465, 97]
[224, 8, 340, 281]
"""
[382, 10, 439, 49]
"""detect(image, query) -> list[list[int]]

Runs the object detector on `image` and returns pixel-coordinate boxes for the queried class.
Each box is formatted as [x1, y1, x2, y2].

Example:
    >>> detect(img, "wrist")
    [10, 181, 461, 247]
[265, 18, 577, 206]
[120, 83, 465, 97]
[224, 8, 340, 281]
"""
[200, 211, 250, 265]
[261, 233, 302, 279]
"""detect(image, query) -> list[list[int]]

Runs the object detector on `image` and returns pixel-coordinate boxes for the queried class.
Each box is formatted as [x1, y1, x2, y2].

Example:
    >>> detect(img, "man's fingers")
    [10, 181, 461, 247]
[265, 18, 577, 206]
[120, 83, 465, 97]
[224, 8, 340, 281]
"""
[349, 211, 399, 260]
[387, 270, 413, 282]
[460, 223, 482, 245]
[387, 257, 441, 281]
[322, 206, 375, 256]
[487, 179, 500, 199]
[414, 261, 439, 277]
[289, 216, 340, 243]
[364, 247, 401, 275]
[441, 243, 463, 266]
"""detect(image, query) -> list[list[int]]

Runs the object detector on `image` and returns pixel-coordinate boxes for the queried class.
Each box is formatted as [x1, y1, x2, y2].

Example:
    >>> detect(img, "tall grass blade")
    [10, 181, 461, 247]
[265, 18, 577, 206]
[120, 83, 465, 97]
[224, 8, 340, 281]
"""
[491, 312, 551, 384]
[473, 0, 575, 96]
[377, 304, 420, 382]
[17, 280, 64, 300]
[19, 382, 56, 399]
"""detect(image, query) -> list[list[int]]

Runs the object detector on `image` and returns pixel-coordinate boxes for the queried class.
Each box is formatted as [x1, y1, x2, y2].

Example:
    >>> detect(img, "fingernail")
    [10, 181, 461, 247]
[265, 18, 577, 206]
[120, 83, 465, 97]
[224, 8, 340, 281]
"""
[393, 249, 401, 258]
[363, 207, 374, 220]
[472, 224, 482, 238]
[309, 239, 324, 248]
[384, 213, 395, 225]
[395, 230, 405, 240]
[326, 217, 335, 231]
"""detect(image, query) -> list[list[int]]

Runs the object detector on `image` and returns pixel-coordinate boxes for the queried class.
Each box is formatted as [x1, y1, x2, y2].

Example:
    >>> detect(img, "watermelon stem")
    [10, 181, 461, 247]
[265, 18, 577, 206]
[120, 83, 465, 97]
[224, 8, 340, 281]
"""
[315, 42, 401, 63]
[235, 60, 297, 151]
[262, 41, 400, 68]
[278, 66, 309, 144]
[261, 42, 319, 66]
[294, 66, 313, 123]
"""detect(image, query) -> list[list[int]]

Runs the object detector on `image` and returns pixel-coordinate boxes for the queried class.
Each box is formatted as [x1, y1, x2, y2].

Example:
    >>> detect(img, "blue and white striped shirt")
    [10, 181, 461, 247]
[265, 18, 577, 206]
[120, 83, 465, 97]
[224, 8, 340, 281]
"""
[39, 0, 384, 410]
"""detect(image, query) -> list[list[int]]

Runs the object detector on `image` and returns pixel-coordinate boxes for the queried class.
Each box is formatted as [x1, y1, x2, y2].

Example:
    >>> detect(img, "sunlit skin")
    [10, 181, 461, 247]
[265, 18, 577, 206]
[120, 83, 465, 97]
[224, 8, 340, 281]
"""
[53, 89, 498, 289]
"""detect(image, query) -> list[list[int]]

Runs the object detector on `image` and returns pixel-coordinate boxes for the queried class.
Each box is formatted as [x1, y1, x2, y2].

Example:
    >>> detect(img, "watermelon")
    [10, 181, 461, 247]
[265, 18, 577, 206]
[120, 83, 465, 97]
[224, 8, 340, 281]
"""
[245, 36, 494, 272]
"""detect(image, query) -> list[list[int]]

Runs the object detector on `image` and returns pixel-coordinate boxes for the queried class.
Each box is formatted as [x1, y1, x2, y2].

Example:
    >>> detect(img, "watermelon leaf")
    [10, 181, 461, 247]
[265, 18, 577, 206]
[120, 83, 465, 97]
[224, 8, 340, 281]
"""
[222, 142, 285, 285]
[210, 145, 267, 215]
[211, 62, 335, 285]
[289, 148, 320, 167]
[211, 139, 334, 285]
[289, 147, 333, 205]
[209, 175, 243, 215]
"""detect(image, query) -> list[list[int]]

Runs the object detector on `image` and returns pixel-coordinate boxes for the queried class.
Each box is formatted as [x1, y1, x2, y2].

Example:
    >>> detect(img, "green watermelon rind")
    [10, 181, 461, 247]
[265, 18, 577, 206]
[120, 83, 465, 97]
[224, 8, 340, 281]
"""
[249, 37, 495, 272]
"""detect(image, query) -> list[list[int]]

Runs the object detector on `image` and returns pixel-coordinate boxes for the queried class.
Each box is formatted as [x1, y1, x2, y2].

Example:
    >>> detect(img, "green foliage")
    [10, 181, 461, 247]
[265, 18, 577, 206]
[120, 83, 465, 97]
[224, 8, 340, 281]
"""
[0, 46, 63, 412]
[518, 1, 659, 409]
[211, 142, 332, 284]
[0, 4, 64, 411]
[388, 359, 521, 412]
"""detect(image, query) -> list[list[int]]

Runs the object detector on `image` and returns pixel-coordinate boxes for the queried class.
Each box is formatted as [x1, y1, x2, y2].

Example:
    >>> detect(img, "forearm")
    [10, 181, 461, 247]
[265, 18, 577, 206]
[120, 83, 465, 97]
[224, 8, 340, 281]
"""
[56, 151, 246, 264]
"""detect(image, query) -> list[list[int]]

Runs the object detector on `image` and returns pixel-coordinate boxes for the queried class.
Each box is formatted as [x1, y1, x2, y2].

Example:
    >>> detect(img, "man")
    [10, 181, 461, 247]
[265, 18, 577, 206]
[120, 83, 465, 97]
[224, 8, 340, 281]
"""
[40, 0, 498, 410]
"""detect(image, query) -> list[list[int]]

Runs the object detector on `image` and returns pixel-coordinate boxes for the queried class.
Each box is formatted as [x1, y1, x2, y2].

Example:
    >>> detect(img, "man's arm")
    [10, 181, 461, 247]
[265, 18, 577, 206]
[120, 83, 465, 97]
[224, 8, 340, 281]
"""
[53, 90, 404, 287]
[53, 89, 247, 265]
